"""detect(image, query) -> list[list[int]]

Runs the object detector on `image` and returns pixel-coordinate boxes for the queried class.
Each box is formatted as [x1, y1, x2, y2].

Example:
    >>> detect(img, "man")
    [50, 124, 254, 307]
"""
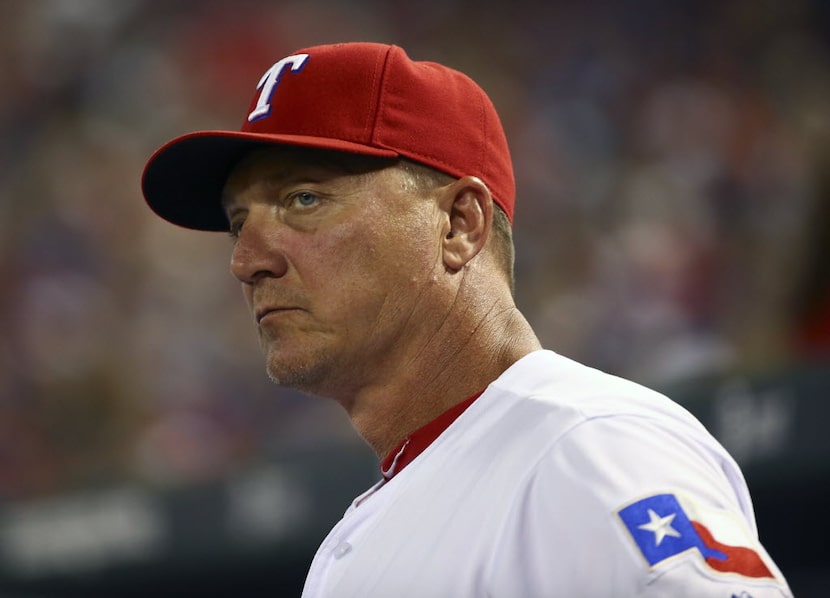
[142, 42, 792, 597]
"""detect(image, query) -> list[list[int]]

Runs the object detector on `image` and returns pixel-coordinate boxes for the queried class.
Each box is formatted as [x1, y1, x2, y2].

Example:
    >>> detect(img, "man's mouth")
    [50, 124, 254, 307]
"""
[255, 306, 301, 324]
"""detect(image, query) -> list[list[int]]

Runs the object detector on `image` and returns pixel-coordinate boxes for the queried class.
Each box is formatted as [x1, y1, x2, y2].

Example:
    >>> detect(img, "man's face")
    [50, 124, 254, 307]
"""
[222, 148, 446, 402]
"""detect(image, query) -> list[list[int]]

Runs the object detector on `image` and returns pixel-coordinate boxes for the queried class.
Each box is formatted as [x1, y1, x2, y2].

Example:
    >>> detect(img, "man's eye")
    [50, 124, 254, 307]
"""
[228, 219, 244, 239]
[289, 191, 319, 208]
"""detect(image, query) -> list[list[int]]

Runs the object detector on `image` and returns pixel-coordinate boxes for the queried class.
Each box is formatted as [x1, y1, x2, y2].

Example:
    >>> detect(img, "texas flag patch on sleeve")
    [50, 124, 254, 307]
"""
[617, 493, 777, 580]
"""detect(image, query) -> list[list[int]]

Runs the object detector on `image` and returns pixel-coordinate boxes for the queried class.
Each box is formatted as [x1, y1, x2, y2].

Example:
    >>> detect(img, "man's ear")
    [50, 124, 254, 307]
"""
[441, 176, 493, 271]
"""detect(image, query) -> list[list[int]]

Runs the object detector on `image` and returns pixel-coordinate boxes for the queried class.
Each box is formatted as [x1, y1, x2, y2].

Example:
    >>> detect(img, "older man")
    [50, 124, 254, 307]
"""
[142, 42, 791, 597]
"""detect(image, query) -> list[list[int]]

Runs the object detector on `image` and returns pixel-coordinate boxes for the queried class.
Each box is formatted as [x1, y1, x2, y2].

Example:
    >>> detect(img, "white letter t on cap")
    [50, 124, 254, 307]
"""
[247, 53, 310, 122]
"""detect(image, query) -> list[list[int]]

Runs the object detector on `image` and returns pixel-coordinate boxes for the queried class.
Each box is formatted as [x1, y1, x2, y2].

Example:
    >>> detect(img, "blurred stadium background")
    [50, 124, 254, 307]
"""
[1, 0, 828, 595]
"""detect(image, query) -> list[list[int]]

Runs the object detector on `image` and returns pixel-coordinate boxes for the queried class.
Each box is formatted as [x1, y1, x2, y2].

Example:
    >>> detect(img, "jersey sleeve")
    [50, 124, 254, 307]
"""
[486, 411, 793, 598]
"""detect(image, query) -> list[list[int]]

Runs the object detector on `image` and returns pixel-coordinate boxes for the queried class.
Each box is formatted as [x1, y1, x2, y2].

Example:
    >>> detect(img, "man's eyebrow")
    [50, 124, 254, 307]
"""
[220, 188, 241, 214]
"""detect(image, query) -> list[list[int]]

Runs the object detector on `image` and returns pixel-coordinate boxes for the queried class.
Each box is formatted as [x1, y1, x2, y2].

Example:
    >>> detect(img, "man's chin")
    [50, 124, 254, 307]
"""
[264, 349, 330, 394]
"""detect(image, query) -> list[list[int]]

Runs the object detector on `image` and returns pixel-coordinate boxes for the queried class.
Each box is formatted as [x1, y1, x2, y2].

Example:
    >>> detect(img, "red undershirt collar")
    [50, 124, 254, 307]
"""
[380, 390, 484, 480]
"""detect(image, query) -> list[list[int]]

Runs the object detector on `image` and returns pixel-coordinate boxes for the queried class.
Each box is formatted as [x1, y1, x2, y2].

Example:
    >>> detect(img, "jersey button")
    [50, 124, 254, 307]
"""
[334, 541, 352, 559]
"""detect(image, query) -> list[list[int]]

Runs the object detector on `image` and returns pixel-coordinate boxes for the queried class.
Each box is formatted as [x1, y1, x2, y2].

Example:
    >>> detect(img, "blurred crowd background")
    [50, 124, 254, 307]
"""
[0, 0, 828, 564]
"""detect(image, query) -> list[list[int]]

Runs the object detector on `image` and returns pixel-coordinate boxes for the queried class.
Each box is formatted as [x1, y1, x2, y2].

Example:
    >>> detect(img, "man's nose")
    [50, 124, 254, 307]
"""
[229, 211, 289, 284]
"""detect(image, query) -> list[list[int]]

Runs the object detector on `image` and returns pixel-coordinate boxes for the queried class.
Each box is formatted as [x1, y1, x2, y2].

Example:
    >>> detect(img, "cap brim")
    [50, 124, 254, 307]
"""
[141, 130, 399, 231]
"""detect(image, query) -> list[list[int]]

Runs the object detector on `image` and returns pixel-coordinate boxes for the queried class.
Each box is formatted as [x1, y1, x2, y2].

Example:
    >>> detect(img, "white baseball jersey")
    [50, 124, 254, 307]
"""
[301, 350, 792, 597]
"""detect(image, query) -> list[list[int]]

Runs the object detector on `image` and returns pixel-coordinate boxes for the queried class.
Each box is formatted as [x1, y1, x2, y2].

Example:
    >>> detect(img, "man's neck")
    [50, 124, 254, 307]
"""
[344, 304, 542, 459]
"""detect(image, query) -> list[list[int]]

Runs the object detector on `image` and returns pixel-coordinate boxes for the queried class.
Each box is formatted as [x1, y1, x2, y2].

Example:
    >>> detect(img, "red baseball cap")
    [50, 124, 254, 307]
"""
[141, 42, 515, 231]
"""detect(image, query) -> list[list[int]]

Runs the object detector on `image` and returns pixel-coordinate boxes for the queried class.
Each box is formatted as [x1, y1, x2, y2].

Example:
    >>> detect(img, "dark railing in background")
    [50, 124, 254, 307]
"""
[1, 361, 827, 597]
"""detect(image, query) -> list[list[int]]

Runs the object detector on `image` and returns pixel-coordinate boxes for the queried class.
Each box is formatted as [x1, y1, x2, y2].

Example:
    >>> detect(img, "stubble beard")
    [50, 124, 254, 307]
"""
[261, 339, 340, 397]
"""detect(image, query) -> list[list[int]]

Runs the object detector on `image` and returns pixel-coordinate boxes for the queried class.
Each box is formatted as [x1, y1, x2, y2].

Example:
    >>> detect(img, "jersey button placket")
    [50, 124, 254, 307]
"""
[333, 541, 352, 559]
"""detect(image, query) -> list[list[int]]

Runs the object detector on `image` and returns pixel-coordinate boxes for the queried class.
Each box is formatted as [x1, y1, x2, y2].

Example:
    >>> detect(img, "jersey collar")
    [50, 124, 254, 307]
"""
[380, 391, 483, 480]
